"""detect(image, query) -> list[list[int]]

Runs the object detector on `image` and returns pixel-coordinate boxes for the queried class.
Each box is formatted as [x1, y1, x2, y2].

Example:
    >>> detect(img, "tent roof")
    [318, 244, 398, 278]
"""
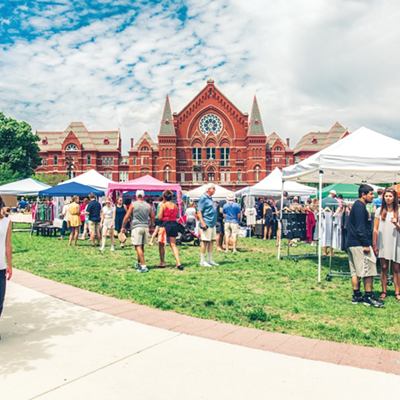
[58, 169, 114, 191]
[187, 184, 234, 200]
[243, 168, 317, 197]
[38, 182, 104, 197]
[108, 175, 181, 192]
[0, 178, 51, 196]
[283, 127, 400, 183]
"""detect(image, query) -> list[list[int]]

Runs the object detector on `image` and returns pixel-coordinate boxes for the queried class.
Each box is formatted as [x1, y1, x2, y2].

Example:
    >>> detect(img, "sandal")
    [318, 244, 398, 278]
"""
[378, 292, 387, 300]
[395, 294, 400, 302]
[176, 265, 184, 271]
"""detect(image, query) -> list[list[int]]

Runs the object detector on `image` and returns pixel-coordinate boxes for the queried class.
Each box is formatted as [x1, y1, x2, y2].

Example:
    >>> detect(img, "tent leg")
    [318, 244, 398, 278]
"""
[318, 171, 323, 282]
[277, 180, 284, 260]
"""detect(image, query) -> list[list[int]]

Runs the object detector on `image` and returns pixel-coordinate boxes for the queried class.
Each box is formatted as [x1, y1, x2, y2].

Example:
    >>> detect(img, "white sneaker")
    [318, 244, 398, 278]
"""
[200, 261, 212, 267]
[99, 246, 105, 252]
[209, 260, 219, 266]
[110, 246, 115, 251]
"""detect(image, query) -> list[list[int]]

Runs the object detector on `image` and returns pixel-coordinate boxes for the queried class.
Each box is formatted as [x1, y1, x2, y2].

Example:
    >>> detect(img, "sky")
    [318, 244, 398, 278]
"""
[1, 0, 399, 154]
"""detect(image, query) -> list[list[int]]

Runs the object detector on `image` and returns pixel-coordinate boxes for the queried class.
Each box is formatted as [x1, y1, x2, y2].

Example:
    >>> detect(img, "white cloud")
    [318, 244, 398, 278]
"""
[0, 0, 400, 155]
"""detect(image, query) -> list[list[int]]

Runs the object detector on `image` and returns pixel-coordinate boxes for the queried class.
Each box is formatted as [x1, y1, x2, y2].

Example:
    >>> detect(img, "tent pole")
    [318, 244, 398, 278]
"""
[318, 170, 323, 282]
[277, 179, 284, 260]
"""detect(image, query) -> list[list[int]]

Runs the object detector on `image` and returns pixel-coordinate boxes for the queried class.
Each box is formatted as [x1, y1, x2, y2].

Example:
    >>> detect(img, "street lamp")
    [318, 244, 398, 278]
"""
[65, 155, 74, 179]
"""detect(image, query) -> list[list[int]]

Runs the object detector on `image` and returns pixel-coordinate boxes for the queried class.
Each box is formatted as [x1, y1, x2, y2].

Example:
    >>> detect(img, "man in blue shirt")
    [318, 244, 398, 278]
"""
[372, 188, 383, 211]
[197, 183, 218, 267]
[223, 194, 241, 253]
[17, 197, 28, 210]
[85, 193, 101, 247]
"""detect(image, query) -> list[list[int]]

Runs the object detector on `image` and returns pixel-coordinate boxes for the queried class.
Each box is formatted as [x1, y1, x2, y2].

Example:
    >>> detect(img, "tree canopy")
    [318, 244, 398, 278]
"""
[0, 112, 41, 183]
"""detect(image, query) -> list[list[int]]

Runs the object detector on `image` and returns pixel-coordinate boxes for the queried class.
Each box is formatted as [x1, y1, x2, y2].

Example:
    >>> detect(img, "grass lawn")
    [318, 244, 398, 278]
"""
[12, 229, 400, 351]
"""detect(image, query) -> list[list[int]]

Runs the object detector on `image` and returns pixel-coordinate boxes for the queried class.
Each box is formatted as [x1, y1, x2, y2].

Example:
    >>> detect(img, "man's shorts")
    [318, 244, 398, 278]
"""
[88, 221, 100, 234]
[347, 246, 378, 277]
[225, 222, 239, 238]
[216, 221, 224, 235]
[200, 226, 217, 242]
[131, 226, 149, 246]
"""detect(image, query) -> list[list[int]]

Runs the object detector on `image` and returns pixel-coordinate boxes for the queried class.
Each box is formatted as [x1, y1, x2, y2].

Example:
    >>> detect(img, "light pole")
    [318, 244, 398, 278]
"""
[65, 155, 74, 179]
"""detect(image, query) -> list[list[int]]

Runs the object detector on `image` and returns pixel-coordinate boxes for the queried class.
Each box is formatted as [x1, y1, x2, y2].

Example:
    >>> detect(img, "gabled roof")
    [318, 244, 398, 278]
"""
[159, 95, 175, 136]
[175, 79, 246, 118]
[266, 132, 292, 152]
[293, 122, 349, 155]
[248, 96, 266, 136]
[36, 122, 120, 152]
[131, 132, 158, 151]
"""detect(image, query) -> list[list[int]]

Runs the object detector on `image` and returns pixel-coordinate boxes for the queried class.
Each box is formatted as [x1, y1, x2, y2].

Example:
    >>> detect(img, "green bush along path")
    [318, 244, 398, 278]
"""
[12, 231, 400, 351]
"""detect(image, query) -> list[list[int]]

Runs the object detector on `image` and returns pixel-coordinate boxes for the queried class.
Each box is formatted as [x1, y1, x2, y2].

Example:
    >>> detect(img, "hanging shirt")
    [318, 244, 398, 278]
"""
[245, 208, 256, 226]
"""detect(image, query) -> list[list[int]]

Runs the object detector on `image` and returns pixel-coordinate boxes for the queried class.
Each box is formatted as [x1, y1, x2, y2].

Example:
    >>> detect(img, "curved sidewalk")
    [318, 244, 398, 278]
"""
[10, 268, 400, 376]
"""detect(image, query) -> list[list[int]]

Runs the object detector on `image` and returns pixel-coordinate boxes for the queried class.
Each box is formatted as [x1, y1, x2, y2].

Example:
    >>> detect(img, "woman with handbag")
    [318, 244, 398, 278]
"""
[114, 196, 128, 248]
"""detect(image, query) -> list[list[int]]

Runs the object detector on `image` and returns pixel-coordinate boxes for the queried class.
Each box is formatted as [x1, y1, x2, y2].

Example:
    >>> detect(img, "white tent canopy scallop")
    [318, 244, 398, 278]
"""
[240, 168, 317, 197]
[58, 169, 114, 191]
[282, 127, 400, 184]
[187, 184, 234, 200]
[0, 178, 51, 196]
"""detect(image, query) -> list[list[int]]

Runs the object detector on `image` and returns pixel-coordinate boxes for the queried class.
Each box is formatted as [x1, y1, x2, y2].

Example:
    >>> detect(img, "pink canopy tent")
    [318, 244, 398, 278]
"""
[107, 175, 183, 215]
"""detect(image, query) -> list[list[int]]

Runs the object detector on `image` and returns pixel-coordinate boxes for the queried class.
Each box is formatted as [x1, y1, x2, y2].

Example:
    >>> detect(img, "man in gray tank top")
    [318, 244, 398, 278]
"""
[122, 190, 155, 273]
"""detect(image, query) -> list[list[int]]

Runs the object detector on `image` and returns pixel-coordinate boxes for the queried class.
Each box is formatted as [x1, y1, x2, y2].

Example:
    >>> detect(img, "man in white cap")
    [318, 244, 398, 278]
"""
[223, 194, 241, 253]
[321, 190, 339, 210]
[122, 190, 155, 273]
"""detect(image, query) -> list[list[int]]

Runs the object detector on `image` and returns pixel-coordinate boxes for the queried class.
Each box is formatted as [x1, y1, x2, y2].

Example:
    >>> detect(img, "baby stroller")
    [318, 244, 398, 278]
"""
[176, 216, 200, 246]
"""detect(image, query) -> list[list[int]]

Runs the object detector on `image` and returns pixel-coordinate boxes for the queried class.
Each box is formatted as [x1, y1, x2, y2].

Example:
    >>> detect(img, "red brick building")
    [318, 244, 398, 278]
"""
[293, 122, 350, 163]
[35, 122, 128, 182]
[37, 81, 351, 191]
[128, 79, 294, 190]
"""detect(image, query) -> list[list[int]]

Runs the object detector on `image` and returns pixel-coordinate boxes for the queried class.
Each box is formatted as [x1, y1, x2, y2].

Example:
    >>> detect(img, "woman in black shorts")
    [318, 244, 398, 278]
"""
[157, 190, 182, 270]
[263, 200, 273, 240]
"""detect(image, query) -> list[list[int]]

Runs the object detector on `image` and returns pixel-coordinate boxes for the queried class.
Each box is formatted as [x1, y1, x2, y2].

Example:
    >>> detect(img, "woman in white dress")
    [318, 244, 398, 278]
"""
[373, 188, 400, 301]
[0, 196, 12, 338]
[100, 198, 115, 252]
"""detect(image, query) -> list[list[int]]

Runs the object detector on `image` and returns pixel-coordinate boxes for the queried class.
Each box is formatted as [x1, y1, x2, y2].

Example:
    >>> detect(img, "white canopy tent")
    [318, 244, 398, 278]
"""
[0, 178, 51, 196]
[187, 184, 234, 200]
[282, 127, 400, 281]
[58, 169, 114, 191]
[239, 168, 317, 197]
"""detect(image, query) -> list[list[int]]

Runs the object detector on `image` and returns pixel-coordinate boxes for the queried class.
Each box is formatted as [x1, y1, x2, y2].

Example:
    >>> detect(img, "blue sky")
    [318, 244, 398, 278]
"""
[1, 0, 399, 153]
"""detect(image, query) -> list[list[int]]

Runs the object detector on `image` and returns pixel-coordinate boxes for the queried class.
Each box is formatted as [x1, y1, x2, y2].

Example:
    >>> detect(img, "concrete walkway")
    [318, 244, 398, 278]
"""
[1, 270, 400, 399]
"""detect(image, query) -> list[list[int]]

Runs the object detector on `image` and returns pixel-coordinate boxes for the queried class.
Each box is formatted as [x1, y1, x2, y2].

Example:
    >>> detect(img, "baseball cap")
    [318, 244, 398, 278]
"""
[136, 190, 145, 198]
[330, 190, 337, 195]
[226, 194, 235, 201]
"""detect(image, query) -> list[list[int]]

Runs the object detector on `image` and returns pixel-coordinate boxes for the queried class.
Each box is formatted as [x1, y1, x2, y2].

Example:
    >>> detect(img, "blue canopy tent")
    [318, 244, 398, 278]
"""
[38, 182, 104, 197]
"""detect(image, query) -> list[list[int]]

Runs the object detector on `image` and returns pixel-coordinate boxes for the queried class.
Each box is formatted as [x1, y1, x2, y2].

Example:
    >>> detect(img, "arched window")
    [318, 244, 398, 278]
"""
[237, 150, 242, 159]
[141, 146, 149, 152]
[66, 144, 78, 151]
[86, 155, 91, 165]
[274, 146, 283, 152]
[237, 170, 242, 182]
[163, 166, 170, 182]
[53, 155, 58, 165]
[254, 166, 260, 182]
[178, 150, 186, 160]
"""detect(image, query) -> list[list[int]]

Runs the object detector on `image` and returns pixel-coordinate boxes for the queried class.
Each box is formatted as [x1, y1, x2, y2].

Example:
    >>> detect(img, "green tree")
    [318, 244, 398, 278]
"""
[0, 112, 41, 180]
[0, 163, 21, 185]
[33, 173, 68, 186]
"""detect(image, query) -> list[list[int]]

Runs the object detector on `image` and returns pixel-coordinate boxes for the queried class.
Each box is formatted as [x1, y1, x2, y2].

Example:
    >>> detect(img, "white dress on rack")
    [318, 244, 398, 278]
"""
[332, 212, 343, 250]
[320, 211, 333, 247]
[375, 208, 399, 262]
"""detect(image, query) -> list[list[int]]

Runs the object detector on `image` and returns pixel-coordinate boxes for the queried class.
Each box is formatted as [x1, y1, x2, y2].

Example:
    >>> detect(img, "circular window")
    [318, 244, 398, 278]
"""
[66, 144, 78, 151]
[199, 114, 223, 136]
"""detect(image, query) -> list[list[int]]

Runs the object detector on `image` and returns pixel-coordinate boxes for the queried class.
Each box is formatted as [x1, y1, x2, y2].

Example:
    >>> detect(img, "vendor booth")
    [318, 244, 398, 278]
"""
[107, 175, 183, 215]
[282, 127, 400, 281]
